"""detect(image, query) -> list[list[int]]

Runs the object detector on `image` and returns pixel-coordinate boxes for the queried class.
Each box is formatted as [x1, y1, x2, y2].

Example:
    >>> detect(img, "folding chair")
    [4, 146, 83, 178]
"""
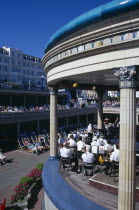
[110, 161, 119, 182]
[82, 161, 96, 180]
[17, 140, 27, 149]
[59, 157, 71, 175]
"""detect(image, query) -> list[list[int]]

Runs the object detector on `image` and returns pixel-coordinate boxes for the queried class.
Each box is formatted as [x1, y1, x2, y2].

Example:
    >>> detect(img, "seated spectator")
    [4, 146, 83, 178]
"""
[27, 143, 34, 150]
[67, 134, 77, 147]
[77, 136, 85, 151]
[0, 149, 6, 165]
[23, 138, 29, 146]
[35, 140, 43, 152]
[32, 145, 39, 154]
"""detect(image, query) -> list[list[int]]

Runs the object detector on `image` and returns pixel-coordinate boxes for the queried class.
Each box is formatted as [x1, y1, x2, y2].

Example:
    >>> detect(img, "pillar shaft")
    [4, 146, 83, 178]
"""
[97, 90, 103, 129]
[114, 66, 136, 210]
[49, 86, 58, 157]
[119, 88, 136, 210]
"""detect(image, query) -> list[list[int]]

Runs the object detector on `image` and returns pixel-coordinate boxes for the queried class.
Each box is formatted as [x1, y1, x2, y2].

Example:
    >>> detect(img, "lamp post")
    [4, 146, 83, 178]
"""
[41, 75, 44, 91]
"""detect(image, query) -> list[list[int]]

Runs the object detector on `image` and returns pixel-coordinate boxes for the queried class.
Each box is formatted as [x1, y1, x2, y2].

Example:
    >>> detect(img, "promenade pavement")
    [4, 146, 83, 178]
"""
[0, 149, 49, 204]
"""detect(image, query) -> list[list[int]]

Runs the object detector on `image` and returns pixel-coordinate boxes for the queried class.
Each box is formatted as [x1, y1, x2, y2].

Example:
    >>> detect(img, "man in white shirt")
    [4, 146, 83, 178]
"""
[77, 136, 85, 151]
[60, 142, 78, 171]
[110, 148, 119, 162]
[82, 146, 95, 175]
[91, 136, 100, 146]
[82, 146, 95, 163]
[87, 122, 93, 143]
[67, 134, 77, 147]
[60, 142, 74, 158]
[105, 144, 119, 175]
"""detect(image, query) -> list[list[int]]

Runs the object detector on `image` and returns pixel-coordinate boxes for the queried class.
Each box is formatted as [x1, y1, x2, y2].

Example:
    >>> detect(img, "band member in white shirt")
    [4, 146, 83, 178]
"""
[87, 121, 93, 143]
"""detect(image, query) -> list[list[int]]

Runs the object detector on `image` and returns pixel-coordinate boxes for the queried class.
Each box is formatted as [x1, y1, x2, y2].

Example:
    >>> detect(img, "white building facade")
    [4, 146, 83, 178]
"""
[0, 46, 46, 90]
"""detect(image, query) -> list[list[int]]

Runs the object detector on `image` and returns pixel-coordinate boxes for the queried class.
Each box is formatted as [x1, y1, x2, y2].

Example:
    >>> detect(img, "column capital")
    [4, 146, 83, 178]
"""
[48, 85, 58, 95]
[114, 66, 137, 89]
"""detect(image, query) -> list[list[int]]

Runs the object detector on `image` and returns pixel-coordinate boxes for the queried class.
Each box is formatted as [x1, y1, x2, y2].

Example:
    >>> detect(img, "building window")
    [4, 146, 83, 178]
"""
[5, 66, 8, 72]
[0, 57, 1, 62]
[12, 52, 14, 56]
[5, 58, 8, 63]
[12, 59, 14, 64]
[37, 72, 42, 76]
[22, 70, 26, 74]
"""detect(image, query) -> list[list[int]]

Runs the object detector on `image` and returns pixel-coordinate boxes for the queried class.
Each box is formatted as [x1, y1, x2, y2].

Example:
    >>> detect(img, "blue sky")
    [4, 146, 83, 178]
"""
[0, 0, 111, 58]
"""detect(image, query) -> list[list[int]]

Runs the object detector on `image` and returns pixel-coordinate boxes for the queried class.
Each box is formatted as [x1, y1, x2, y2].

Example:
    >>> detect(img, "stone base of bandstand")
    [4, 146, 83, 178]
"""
[43, 191, 58, 210]
[89, 173, 139, 202]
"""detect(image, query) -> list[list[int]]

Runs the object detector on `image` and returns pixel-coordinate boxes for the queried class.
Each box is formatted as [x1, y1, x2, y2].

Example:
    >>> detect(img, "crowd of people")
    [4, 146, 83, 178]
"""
[18, 130, 50, 154]
[0, 103, 83, 113]
[103, 100, 120, 107]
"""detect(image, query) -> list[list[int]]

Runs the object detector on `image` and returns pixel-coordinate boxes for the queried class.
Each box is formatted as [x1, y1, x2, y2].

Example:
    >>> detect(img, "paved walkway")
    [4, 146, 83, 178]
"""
[0, 149, 49, 207]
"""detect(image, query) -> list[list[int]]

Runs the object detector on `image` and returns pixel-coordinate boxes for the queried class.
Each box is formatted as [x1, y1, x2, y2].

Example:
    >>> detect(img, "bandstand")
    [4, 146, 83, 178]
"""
[42, 0, 139, 209]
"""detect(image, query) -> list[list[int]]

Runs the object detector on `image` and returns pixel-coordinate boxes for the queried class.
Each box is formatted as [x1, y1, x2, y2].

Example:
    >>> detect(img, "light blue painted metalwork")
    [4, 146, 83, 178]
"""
[44, 0, 139, 53]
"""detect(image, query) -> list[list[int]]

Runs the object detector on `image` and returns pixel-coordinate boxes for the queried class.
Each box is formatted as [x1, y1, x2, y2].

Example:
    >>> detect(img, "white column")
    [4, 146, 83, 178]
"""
[49, 86, 58, 157]
[114, 66, 136, 210]
[97, 89, 104, 130]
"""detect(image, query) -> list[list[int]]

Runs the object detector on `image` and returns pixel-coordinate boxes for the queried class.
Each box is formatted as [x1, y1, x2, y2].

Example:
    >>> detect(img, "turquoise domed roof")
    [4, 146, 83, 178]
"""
[44, 0, 139, 53]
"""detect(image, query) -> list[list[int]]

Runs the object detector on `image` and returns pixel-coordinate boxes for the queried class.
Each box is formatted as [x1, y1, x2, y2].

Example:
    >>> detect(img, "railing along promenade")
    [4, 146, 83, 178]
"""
[0, 108, 96, 125]
[1, 107, 139, 125]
